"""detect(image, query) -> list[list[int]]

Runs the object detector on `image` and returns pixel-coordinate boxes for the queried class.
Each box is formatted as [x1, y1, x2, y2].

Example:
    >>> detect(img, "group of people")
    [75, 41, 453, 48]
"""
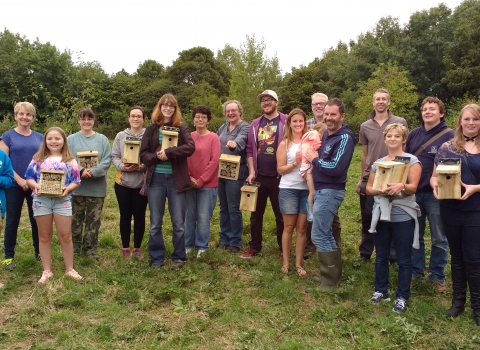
[0, 89, 479, 326]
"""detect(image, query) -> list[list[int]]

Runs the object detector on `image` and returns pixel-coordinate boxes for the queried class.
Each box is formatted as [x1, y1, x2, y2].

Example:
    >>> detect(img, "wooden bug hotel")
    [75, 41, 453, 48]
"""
[436, 158, 461, 199]
[160, 126, 179, 151]
[240, 182, 260, 212]
[372, 156, 411, 192]
[77, 150, 99, 168]
[123, 137, 141, 164]
[218, 154, 241, 180]
[38, 170, 66, 196]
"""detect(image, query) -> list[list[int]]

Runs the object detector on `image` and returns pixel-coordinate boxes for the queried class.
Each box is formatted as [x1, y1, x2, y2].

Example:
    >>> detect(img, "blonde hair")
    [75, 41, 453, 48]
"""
[453, 104, 480, 152]
[383, 123, 408, 145]
[14, 102, 36, 117]
[312, 122, 327, 138]
[33, 127, 75, 162]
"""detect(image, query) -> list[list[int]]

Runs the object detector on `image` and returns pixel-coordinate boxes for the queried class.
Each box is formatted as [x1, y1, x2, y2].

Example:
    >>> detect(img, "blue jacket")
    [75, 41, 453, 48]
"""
[0, 150, 15, 217]
[312, 124, 357, 190]
[405, 120, 454, 192]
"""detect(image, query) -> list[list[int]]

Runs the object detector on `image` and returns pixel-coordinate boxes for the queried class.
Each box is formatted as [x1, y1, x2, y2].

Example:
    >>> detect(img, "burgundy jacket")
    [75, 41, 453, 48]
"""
[140, 122, 195, 192]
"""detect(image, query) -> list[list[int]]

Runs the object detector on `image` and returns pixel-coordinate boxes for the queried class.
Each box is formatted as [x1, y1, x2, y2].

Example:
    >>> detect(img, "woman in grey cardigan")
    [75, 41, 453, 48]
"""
[111, 106, 148, 259]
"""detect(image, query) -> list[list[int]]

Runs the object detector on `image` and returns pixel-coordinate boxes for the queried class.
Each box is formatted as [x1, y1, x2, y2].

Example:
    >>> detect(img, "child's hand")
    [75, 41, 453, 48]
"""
[59, 187, 69, 198]
[295, 150, 302, 165]
[33, 184, 40, 196]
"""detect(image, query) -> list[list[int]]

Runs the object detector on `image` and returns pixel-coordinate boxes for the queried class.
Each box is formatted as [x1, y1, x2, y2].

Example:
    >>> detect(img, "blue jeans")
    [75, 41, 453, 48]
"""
[311, 189, 344, 252]
[218, 178, 244, 248]
[4, 186, 39, 258]
[411, 191, 448, 282]
[185, 187, 217, 250]
[374, 219, 415, 300]
[147, 173, 186, 264]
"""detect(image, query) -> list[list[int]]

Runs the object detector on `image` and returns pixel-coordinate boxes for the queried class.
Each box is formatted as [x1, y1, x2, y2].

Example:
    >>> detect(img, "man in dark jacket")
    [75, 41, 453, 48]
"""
[306, 98, 356, 290]
[405, 96, 453, 292]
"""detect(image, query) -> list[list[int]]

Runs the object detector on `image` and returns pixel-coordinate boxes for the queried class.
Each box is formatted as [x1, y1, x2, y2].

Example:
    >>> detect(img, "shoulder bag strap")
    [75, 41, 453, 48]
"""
[413, 128, 453, 157]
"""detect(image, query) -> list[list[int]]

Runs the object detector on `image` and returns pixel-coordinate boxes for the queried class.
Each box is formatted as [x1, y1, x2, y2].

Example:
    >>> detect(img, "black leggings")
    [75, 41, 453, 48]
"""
[114, 183, 148, 248]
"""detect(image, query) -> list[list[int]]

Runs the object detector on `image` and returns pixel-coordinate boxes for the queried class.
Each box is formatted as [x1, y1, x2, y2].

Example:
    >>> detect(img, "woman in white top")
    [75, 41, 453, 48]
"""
[276, 108, 308, 276]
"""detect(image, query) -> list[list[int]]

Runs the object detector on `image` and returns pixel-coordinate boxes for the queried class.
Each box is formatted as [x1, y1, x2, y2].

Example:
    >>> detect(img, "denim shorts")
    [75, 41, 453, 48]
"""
[32, 194, 72, 216]
[279, 188, 309, 214]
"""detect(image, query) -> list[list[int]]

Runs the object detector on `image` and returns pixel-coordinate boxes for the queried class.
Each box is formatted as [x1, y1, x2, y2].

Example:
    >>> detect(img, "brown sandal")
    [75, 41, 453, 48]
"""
[296, 266, 307, 277]
[281, 265, 289, 274]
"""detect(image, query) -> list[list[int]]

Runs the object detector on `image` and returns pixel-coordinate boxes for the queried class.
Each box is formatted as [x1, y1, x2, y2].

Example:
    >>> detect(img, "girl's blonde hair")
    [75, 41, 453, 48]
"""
[312, 122, 327, 138]
[33, 127, 75, 162]
[453, 104, 480, 152]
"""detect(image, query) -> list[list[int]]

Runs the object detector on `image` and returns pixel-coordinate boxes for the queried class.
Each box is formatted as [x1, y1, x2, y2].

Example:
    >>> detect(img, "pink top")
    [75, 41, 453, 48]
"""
[299, 129, 322, 177]
[187, 132, 221, 188]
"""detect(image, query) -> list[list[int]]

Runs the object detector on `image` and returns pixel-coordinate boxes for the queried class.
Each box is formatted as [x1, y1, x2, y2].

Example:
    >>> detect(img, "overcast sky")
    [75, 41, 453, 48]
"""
[0, 0, 464, 75]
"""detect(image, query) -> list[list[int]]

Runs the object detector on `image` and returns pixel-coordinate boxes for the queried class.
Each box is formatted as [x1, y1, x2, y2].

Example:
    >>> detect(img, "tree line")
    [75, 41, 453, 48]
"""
[1, 0, 480, 138]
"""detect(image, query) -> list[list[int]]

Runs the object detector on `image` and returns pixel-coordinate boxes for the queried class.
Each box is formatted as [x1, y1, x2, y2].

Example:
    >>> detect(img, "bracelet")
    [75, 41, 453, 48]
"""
[402, 183, 406, 192]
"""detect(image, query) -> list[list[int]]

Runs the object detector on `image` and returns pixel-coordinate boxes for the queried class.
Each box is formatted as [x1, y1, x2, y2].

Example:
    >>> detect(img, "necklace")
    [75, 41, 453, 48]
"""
[464, 134, 478, 142]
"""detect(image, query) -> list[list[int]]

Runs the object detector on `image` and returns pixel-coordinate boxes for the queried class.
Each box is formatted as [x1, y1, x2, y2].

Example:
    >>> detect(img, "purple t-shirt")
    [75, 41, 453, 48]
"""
[257, 116, 280, 177]
[0, 129, 43, 187]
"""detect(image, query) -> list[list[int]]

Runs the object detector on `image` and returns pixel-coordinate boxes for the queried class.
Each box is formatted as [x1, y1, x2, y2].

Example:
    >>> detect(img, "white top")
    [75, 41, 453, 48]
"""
[279, 141, 308, 190]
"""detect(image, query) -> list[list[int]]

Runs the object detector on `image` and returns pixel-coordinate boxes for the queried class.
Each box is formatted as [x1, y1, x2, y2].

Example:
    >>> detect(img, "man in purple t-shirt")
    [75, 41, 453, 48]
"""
[241, 90, 287, 258]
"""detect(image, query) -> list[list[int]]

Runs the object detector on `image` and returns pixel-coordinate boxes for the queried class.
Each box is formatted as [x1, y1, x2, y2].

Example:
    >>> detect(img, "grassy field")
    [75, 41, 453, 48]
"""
[0, 146, 479, 349]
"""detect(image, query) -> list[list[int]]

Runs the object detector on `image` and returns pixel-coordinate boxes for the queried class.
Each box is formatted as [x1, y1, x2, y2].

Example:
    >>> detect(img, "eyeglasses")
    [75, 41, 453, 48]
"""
[226, 109, 238, 114]
[260, 99, 275, 104]
[162, 104, 175, 110]
[194, 115, 208, 120]
[311, 102, 326, 107]
[129, 115, 143, 120]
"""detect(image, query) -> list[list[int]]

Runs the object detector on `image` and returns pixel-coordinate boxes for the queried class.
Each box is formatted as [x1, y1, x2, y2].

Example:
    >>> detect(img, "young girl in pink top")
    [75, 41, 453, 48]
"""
[299, 122, 326, 222]
[25, 127, 83, 284]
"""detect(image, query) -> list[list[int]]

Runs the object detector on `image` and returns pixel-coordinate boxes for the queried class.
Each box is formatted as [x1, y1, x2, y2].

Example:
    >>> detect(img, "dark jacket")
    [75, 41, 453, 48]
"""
[405, 120, 454, 192]
[312, 124, 357, 190]
[140, 123, 195, 192]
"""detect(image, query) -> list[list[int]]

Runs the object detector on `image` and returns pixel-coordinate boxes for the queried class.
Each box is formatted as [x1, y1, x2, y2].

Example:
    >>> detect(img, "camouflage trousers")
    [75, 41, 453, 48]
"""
[72, 196, 104, 256]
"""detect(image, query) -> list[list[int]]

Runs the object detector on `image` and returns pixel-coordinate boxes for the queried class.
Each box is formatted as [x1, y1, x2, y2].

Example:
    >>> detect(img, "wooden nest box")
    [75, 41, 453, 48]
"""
[77, 150, 99, 168]
[161, 126, 179, 151]
[39, 170, 66, 196]
[240, 182, 260, 212]
[218, 154, 241, 180]
[123, 137, 141, 164]
[372, 156, 411, 192]
[436, 158, 461, 199]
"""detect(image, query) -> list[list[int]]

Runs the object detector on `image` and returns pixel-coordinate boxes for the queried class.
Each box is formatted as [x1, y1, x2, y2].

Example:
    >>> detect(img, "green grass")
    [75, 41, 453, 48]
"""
[1, 146, 479, 349]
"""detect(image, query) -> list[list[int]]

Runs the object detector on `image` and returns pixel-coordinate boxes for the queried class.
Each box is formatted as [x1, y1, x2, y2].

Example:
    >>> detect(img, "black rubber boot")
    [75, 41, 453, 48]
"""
[466, 265, 480, 326]
[317, 248, 342, 291]
[447, 258, 467, 318]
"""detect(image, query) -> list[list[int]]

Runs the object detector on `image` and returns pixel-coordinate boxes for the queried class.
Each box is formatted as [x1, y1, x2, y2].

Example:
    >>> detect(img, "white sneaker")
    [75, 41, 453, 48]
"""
[185, 247, 193, 254]
[197, 249, 207, 258]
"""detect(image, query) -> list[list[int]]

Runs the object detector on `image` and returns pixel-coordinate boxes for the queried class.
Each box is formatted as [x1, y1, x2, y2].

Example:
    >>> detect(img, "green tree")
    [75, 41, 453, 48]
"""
[219, 35, 282, 121]
[351, 63, 418, 137]
[400, 4, 453, 101]
[166, 47, 230, 111]
[443, 0, 480, 98]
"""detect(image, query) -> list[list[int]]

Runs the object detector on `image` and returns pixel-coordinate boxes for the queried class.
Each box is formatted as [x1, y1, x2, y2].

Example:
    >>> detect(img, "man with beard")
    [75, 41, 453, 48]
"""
[354, 89, 407, 268]
[306, 98, 356, 290]
[305, 93, 341, 255]
[241, 90, 287, 258]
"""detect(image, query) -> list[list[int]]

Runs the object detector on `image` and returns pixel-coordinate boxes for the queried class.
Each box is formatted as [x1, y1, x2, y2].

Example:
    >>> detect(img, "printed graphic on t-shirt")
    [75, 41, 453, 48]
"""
[257, 119, 278, 155]
[429, 146, 438, 154]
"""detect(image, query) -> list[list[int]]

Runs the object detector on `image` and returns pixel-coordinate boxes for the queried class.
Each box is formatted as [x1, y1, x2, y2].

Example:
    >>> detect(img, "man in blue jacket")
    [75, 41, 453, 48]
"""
[0, 149, 15, 288]
[306, 98, 356, 290]
[405, 96, 453, 292]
